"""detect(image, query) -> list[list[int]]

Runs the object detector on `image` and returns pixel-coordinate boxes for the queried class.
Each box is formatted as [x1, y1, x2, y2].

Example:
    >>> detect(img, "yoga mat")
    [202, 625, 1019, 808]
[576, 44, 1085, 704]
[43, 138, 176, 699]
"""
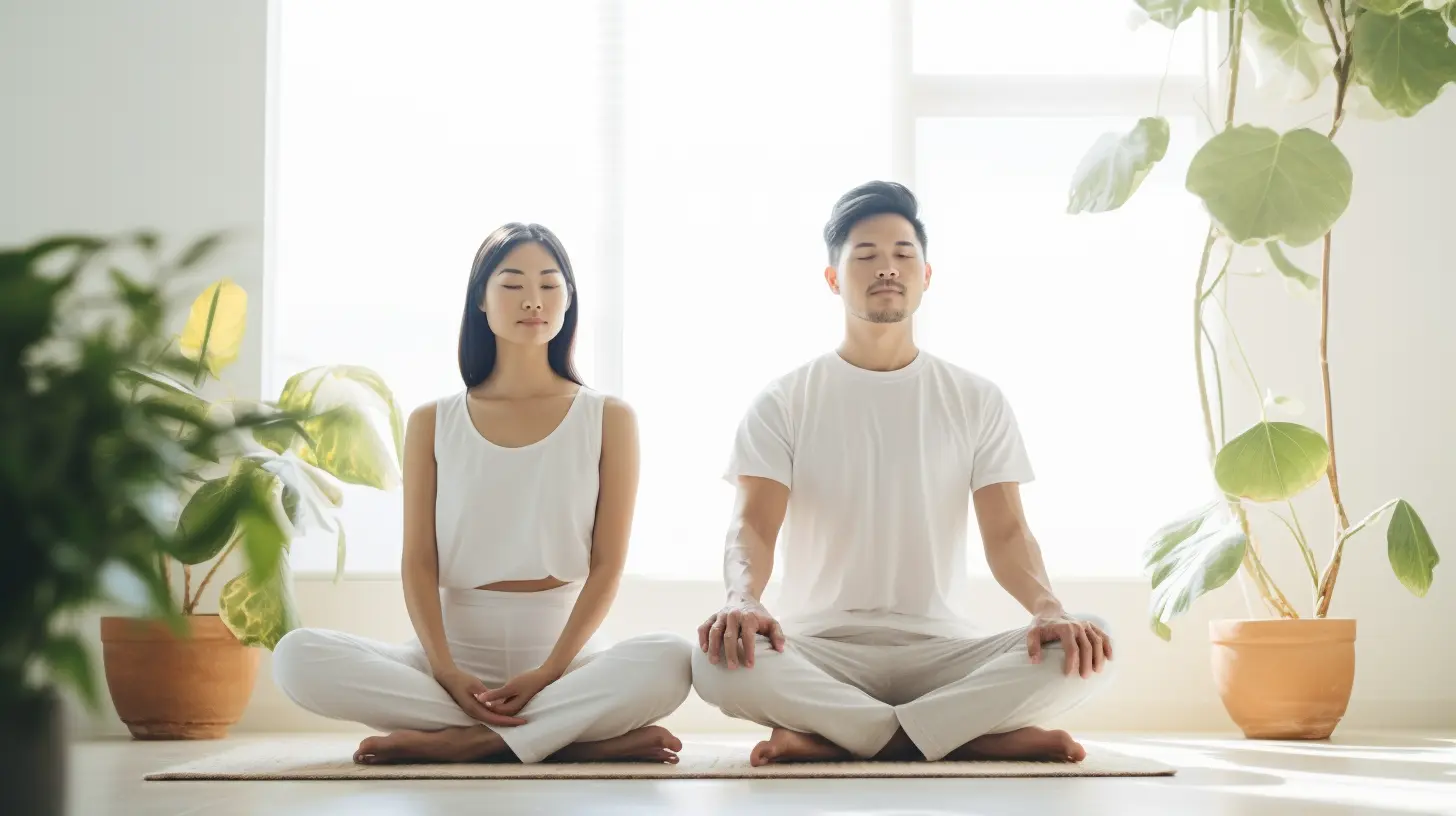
[146, 737, 1176, 780]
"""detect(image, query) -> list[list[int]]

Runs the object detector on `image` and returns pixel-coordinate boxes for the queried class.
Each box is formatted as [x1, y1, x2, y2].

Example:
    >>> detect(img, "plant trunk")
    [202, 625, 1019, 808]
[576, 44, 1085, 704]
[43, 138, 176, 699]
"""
[0, 688, 66, 816]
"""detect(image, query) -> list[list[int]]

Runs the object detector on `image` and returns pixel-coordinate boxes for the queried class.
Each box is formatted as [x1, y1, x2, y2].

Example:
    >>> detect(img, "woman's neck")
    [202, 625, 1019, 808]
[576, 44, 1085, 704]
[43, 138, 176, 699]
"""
[476, 342, 568, 398]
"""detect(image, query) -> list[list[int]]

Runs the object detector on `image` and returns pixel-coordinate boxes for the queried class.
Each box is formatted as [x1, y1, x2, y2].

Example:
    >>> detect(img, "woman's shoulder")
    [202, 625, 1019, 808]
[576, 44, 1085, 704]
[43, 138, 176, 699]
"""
[407, 392, 466, 429]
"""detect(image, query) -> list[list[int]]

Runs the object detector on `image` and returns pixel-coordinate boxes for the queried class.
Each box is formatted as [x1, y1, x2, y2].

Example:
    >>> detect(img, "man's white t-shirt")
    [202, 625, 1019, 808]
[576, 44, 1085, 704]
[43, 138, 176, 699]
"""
[724, 351, 1034, 638]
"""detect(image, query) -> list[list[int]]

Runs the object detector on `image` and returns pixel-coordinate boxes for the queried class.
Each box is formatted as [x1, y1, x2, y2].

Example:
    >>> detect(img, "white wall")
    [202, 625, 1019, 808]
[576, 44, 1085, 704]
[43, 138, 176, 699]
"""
[4, 0, 1451, 739]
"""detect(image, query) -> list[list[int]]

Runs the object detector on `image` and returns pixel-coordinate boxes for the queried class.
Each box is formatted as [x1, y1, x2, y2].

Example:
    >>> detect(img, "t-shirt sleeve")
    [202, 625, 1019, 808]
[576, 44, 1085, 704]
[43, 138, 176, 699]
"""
[970, 383, 1035, 492]
[722, 386, 793, 489]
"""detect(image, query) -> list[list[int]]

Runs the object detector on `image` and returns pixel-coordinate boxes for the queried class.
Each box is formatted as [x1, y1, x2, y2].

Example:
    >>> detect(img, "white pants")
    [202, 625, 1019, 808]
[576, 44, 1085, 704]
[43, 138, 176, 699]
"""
[692, 615, 1113, 761]
[272, 584, 693, 764]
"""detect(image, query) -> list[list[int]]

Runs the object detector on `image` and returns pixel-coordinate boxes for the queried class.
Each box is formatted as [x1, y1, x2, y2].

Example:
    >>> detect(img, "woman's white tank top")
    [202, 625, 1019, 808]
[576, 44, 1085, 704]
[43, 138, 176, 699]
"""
[433, 387, 604, 589]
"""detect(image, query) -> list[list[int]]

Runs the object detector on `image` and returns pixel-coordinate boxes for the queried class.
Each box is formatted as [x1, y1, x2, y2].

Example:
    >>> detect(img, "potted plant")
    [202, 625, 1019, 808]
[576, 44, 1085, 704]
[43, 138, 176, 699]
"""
[0, 234, 292, 814]
[1067, 0, 1446, 738]
[101, 256, 404, 740]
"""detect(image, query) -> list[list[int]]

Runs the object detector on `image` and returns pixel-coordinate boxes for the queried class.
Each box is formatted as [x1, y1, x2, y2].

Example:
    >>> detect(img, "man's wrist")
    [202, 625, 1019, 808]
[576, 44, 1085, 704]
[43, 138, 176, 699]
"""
[1032, 601, 1067, 623]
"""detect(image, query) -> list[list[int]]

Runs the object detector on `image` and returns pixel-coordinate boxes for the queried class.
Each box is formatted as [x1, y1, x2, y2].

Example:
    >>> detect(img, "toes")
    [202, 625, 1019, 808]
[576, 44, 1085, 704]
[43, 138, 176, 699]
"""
[750, 741, 776, 767]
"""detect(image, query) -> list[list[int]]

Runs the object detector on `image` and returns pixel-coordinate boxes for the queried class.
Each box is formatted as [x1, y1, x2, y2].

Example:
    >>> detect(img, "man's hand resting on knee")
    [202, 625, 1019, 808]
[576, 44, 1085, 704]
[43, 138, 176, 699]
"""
[698, 597, 786, 669]
[1027, 615, 1112, 679]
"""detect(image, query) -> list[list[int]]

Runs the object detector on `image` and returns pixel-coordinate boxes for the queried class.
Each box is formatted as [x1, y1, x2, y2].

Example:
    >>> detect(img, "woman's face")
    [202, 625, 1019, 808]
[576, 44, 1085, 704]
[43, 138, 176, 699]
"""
[481, 241, 571, 346]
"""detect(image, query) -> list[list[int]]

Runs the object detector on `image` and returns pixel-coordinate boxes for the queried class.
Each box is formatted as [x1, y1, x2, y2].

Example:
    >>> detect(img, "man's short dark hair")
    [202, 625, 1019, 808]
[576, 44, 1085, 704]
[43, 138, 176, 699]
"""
[823, 181, 929, 265]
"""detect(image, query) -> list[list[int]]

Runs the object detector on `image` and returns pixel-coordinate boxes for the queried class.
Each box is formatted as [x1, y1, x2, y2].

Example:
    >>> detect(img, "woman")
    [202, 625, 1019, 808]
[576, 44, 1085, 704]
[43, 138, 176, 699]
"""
[273, 223, 692, 765]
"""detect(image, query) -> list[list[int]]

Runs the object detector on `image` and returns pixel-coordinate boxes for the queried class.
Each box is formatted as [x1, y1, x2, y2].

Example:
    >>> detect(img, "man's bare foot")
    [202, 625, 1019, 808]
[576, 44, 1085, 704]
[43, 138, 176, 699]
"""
[750, 728, 851, 767]
[354, 726, 511, 765]
[549, 725, 683, 764]
[947, 726, 1086, 763]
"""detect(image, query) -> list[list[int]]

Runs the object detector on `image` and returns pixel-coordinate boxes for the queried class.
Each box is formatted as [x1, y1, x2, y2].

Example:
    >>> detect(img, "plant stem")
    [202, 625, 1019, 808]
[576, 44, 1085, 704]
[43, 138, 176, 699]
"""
[1225, 0, 1247, 127]
[1193, 227, 1221, 466]
[1201, 323, 1228, 447]
[192, 536, 239, 607]
[1279, 502, 1320, 594]
[1210, 293, 1266, 421]
[1317, 498, 1399, 615]
[183, 565, 192, 615]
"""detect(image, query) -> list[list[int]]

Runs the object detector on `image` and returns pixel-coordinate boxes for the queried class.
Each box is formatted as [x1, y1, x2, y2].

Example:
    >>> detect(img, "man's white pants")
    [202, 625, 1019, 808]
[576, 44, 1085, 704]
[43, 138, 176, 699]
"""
[272, 585, 692, 764]
[691, 615, 1113, 761]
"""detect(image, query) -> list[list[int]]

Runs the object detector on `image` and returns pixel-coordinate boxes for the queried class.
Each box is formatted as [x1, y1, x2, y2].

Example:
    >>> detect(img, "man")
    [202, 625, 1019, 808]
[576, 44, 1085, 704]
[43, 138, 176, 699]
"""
[691, 181, 1112, 767]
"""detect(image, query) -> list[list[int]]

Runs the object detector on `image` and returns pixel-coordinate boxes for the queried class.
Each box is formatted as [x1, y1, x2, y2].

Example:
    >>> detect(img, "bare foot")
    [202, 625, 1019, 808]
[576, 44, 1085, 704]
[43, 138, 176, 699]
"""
[354, 726, 510, 765]
[750, 728, 851, 767]
[549, 725, 683, 764]
[947, 726, 1086, 763]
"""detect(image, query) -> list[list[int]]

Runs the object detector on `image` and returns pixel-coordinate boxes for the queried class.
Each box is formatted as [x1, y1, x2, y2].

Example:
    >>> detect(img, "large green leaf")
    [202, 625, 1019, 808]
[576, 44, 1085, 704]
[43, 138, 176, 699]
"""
[1067, 117, 1170, 214]
[1186, 126, 1353, 247]
[1359, 0, 1422, 13]
[43, 634, 99, 710]
[1137, 0, 1220, 28]
[1146, 503, 1249, 640]
[1247, 0, 1335, 100]
[258, 452, 344, 537]
[1388, 500, 1439, 596]
[1351, 8, 1456, 117]
[218, 563, 300, 650]
[1265, 242, 1320, 290]
[257, 365, 403, 489]
[173, 460, 290, 576]
[1215, 421, 1331, 502]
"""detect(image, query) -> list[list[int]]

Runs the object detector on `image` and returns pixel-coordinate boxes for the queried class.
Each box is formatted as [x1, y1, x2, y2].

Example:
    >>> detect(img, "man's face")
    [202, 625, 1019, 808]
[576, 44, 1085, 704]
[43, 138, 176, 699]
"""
[825, 213, 931, 324]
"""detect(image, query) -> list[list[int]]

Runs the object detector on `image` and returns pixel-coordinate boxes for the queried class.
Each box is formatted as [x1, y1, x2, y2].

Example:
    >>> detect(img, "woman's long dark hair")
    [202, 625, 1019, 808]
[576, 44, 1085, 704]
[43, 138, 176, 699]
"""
[458, 222, 583, 388]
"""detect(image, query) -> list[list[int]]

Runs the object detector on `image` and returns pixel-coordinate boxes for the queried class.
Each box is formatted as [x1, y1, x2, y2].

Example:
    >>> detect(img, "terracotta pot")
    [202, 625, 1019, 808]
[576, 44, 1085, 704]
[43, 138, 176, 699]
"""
[1210, 618, 1355, 740]
[101, 614, 259, 740]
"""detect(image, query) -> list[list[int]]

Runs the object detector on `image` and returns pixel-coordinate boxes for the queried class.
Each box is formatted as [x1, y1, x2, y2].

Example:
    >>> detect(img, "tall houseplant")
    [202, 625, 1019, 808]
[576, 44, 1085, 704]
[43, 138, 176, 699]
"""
[1, 234, 291, 813]
[1068, 0, 1447, 738]
[102, 261, 404, 739]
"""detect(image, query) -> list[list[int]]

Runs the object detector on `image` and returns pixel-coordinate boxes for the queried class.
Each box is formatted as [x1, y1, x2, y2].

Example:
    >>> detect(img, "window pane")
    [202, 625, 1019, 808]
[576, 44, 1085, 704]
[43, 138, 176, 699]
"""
[620, 1, 893, 578]
[914, 116, 1212, 576]
[275, 1, 603, 573]
[913, 0, 1208, 77]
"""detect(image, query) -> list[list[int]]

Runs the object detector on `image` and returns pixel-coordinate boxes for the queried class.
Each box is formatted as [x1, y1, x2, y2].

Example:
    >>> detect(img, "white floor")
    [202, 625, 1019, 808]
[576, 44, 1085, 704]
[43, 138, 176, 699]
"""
[72, 731, 1456, 816]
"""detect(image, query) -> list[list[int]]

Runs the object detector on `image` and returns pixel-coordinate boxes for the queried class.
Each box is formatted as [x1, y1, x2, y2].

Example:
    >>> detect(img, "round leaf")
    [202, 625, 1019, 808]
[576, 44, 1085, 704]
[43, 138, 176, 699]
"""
[218, 564, 300, 650]
[179, 279, 247, 377]
[1351, 8, 1456, 117]
[1388, 500, 1439, 596]
[1246, 0, 1335, 100]
[1136, 0, 1220, 29]
[1215, 421, 1331, 502]
[1067, 117, 1170, 214]
[1146, 503, 1248, 640]
[1186, 126, 1353, 247]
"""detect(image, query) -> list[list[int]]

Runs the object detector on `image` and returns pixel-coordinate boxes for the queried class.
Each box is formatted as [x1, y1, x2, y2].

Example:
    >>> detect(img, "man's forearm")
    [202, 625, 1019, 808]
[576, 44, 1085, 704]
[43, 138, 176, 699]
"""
[987, 531, 1065, 620]
[723, 516, 774, 602]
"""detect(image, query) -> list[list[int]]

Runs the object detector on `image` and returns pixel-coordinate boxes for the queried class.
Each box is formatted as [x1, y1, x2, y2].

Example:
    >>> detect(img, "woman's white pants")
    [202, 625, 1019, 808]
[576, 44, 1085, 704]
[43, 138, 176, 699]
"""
[272, 585, 692, 764]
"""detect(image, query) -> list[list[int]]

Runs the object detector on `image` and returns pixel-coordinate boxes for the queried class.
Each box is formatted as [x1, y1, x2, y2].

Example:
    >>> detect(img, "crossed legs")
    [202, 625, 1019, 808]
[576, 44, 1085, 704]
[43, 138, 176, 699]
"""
[691, 618, 1113, 765]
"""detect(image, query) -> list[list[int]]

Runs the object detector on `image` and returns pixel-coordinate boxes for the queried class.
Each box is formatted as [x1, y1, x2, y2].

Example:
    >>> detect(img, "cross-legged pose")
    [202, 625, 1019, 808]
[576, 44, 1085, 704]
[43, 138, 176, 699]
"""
[691, 182, 1114, 767]
[273, 223, 692, 765]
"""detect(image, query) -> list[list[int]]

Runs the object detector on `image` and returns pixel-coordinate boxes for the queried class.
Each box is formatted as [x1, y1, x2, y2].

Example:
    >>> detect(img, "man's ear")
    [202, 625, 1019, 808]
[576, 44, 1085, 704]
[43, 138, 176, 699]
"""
[923, 262, 933, 292]
[824, 265, 840, 295]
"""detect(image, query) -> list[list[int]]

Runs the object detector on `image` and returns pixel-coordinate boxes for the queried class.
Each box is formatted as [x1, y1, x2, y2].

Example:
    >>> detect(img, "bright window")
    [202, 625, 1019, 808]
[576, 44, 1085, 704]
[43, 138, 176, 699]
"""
[274, 0, 1216, 578]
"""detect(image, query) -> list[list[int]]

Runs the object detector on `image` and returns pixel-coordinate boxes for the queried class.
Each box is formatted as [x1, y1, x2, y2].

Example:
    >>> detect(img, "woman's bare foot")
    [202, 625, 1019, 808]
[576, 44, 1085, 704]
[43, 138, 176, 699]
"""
[549, 725, 683, 764]
[354, 726, 511, 765]
[750, 728, 851, 767]
[947, 726, 1086, 763]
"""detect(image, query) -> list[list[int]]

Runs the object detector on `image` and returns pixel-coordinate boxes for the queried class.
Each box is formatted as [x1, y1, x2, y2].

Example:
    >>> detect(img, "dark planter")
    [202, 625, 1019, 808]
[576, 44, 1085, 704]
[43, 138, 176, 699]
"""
[0, 688, 66, 816]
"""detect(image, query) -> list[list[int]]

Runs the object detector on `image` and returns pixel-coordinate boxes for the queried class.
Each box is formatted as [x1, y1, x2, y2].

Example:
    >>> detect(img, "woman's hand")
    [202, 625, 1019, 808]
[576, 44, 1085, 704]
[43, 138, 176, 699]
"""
[434, 666, 528, 727]
[478, 665, 561, 716]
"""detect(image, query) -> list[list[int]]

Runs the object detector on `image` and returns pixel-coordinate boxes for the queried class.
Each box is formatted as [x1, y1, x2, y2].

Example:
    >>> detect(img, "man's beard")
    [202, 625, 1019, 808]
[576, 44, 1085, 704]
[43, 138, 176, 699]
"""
[864, 308, 907, 324]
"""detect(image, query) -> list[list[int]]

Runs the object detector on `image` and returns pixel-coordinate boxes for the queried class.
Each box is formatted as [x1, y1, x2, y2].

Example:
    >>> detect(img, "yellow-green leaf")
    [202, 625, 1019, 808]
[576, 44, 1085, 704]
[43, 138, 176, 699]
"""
[1137, 0, 1221, 29]
[299, 406, 400, 490]
[219, 563, 299, 650]
[1067, 117, 1171, 214]
[1388, 500, 1439, 596]
[179, 279, 247, 377]
[1215, 421, 1331, 502]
